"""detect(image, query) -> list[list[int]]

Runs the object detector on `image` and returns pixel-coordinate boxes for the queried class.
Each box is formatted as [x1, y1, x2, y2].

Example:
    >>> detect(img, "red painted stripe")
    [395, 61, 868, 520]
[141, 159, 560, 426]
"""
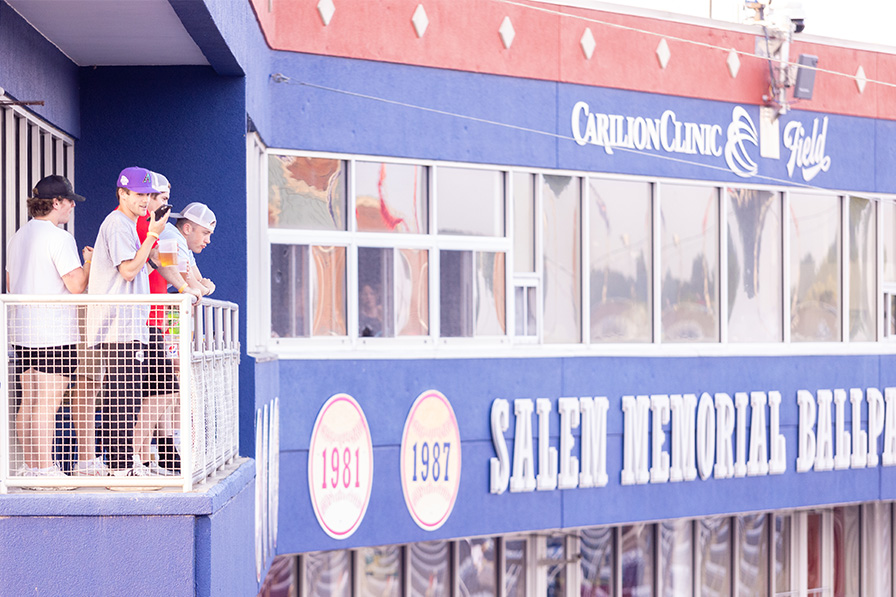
[250, 0, 895, 120]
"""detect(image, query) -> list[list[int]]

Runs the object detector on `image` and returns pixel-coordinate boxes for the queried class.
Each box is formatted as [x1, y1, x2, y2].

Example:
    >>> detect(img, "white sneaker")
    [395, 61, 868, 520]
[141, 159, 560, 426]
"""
[105, 456, 163, 491]
[17, 463, 75, 491]
[72, 456, 111, 477]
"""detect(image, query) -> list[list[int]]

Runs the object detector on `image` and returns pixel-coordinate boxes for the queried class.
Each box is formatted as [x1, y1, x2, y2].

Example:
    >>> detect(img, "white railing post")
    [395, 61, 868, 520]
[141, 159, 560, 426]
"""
[179, 295, 194, 492]
[1, 301, 9, 493]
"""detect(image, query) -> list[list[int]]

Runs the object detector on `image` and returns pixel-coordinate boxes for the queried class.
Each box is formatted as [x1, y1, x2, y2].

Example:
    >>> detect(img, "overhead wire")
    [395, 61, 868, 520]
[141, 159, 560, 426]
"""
[492, 0, 896, 91]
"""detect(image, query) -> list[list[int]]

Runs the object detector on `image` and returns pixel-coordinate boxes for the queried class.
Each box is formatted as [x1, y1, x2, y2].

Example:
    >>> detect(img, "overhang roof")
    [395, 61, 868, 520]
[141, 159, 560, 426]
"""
[7, 0, 213, 68]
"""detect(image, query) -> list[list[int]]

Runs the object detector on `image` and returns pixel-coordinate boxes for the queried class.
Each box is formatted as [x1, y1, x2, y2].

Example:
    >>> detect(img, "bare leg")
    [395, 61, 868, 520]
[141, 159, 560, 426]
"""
[132, 393, 177, 463]
[18, 369, 68, 469]
[71, 375, 102, 461]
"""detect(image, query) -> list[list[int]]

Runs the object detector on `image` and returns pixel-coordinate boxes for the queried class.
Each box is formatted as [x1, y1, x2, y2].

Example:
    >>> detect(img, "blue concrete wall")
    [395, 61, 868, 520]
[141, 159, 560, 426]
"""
[263, 51, 888, 194]
[274, 353, 896, 554]
[0, 1, 80, 137]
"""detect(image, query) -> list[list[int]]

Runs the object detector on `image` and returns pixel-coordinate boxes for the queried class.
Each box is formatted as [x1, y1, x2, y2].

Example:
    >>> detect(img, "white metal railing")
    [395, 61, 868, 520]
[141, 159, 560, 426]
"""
[0, 294, 239, 492]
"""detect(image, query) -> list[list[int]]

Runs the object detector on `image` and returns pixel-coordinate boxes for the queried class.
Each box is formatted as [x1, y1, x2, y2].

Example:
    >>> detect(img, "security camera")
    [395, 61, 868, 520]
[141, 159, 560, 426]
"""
[780, 1, 806, 33]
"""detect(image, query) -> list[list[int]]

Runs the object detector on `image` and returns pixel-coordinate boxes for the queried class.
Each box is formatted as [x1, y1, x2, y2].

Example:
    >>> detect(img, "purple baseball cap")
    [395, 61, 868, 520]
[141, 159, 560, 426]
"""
[117, 166, 166, 194]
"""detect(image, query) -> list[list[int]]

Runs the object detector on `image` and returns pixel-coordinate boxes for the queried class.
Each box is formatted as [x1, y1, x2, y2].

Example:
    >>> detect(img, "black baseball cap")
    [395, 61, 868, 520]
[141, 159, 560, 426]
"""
[31, 175, 86, 202]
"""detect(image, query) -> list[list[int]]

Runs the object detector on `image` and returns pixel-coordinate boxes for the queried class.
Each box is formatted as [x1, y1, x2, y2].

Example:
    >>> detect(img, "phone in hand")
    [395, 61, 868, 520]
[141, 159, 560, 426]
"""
[153, 204, 172, 221]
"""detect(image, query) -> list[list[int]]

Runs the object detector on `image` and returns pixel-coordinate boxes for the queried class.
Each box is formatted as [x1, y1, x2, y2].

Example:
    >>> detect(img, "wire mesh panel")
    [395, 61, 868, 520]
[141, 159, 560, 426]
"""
[0, 295, 239, 492]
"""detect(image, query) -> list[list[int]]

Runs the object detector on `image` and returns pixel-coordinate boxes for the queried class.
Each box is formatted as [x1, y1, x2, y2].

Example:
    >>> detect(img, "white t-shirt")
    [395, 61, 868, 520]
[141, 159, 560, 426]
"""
[87, 210, 150, 345]
[6, 218, 82, 347]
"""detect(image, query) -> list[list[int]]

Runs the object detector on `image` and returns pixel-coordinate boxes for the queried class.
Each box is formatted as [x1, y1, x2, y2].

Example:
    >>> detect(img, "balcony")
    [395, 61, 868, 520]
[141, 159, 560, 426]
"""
[0, 295, 239, 492]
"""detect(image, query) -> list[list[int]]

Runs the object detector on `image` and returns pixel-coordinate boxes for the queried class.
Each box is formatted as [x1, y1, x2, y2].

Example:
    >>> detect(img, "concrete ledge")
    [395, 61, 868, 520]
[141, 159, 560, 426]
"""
[0, 458, 254, 516]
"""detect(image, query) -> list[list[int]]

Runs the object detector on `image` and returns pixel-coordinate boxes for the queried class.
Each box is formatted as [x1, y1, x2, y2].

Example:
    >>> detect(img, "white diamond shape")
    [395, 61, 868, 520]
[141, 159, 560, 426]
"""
[412, 4, 429, 38]
[580, 28, 596, 60]
[727, 48, 741, 78]
[499, 16, 515, 49]
[656, 38, 670, 69]
[856, 65, 867, 94]
[317, 0, 335, 26]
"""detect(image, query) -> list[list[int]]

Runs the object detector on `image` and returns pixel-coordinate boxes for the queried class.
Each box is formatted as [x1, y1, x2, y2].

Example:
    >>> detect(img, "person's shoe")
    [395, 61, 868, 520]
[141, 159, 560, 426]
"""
[17, 463, 75, 491]
[72, 456, 111, 477]
[146, 460, 176, 477]
[105, 456, 163, 491]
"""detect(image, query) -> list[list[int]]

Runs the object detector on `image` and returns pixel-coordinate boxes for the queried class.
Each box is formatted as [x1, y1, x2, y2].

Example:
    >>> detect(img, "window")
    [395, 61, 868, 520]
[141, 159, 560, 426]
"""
[542, 175, 582, 344]
[727, 188, 782, 342]
[437, 167, 504, 236]
[304, 550, 351, 596]
[832, 506, 859, 597]
[356, 161, 427, 233]
[0, 101, 76, 293]
[789, 192, 841, 342]
[504, 537, 528, 597]
[513, 172, 539, 340]
[580, 527, 614, 595]
[662, 519, 693, 596]
[457, 538, 497, 595]
[848, 196, 875, 341]
[270, 244, 346, 338]
[269, 155, 346, 231]
[697, 516, 731, 595]
[661, 184, 720, 343]
[589, 178, 652, 343]
[410, 541, 451, 595]
[737, 513, 769, 596]
[358, 247, 429, 338]
[358, 545, 402, 597]
[621, 523, 655, 596]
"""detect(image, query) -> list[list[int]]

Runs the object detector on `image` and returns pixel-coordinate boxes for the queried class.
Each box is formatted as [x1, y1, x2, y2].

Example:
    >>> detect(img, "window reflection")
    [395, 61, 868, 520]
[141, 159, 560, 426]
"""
[271, 245, 346, 338]
[475, 252, 505, 336]
[697, 517, 730, 596]
[833, 506, 859, 597]
[457, 538, 497, 596]
[437, 167, 504, 236]
[268, 156, 346, 230]
[504, 538, 527, 597]
[849, 197, 875, 341]
[661, 184, 719, 342]
[737, 514, 768, 596]
[358, 248, 393, 338]
[621, 524, 654, 596]
[789, 193, 841, 342]
[774, 514, 792, 595]
[883, 201, 896, 283]
[581, 527, 614, 596]
[410, 541, 450, 597]
[545, 534, 567, 597]
[514, 172, 536, 273]
[661, 520, 692, 596]
[356, 162, 428, 234]
[543, 175, 582, 344]
[305, 550, 351, 597]
[863, 503, 893, 595]
[440, 251, 505, 337]
[589, 178, 652, 342]
[727, 188, 782, 342]
[358, 248, 429, 338]
[358, 546, 402, 597]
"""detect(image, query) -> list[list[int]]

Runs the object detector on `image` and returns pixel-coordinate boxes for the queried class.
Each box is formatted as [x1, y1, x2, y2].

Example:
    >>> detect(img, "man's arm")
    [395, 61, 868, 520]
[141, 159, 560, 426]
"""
[191, 262, 215, 296]
[60, 246, 93, 294]
[117, 212, 169, 282]
[157, 265, 202, 300]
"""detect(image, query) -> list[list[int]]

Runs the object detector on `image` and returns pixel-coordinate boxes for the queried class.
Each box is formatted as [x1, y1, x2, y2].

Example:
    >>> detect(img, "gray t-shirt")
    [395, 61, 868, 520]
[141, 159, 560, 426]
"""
[87, 209, 150, 345]
[160, 222, 197, 274]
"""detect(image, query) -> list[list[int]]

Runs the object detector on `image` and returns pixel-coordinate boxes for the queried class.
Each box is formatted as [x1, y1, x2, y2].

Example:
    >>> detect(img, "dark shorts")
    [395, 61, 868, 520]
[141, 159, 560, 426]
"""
[14, 344, 78, 378]
[143, 327, 179, 395]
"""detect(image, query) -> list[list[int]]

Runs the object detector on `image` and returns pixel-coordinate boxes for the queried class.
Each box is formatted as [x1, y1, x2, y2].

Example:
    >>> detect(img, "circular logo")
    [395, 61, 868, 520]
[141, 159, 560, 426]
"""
[308, 393, 374, 539]
[400, 390, 462, 531]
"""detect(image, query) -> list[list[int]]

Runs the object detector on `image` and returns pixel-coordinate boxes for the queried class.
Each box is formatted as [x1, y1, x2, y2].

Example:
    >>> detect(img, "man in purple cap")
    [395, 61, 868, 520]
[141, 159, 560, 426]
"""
[6, 175, 91, 486]
[87, 166, 170, 477]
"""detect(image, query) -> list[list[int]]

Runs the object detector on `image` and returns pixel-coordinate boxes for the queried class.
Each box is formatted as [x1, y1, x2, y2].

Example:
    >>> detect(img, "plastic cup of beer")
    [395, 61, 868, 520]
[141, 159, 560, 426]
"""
[159, 238, 178, 268]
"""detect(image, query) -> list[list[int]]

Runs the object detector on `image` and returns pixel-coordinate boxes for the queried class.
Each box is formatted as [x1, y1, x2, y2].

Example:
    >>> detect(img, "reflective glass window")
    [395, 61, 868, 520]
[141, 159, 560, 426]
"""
[737, 513, 768, 596]
[727, 188, 782, 342]
[580, 527, 613, 596]
[258, 555, 297, 597]
[514, 285, 537, 337]
[661, 520, 693, 596]
[774, 514, 792, 595]
[271, 245, 346, 338]
[458, 538, 497, 596]
[545, 534, 568, 597]
[543, 175, 582, 343]
[833, 506, 859, 597]
[268, 155, 346, 230]
[883, 200, 896, 283]
[849, 196, 875, 341]
[863, 503, 893, 596]
[807, 512, 823, 595]
[514, 172, 536, 273]
[621, 524, 654, 596]
[410, 541, 450, 596]
[356, 161, 428, 234]
[475, 252, 506, 336]
[661, 184, 719, 342]
[504, 538, 527, 597]
[437, 167, 504, 236]
[358, 546, 402, 597]
[697, 516, 731, 596]
[589, 178, 652, 342]
[305, 550, 351, 597]
[357, 247, 429, 338]
[789, 193, 841, 342]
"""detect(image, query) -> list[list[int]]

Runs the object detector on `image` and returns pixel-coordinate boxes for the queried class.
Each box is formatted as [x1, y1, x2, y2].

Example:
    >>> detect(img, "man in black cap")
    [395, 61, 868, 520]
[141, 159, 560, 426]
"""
[5, 174, 91, 487]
